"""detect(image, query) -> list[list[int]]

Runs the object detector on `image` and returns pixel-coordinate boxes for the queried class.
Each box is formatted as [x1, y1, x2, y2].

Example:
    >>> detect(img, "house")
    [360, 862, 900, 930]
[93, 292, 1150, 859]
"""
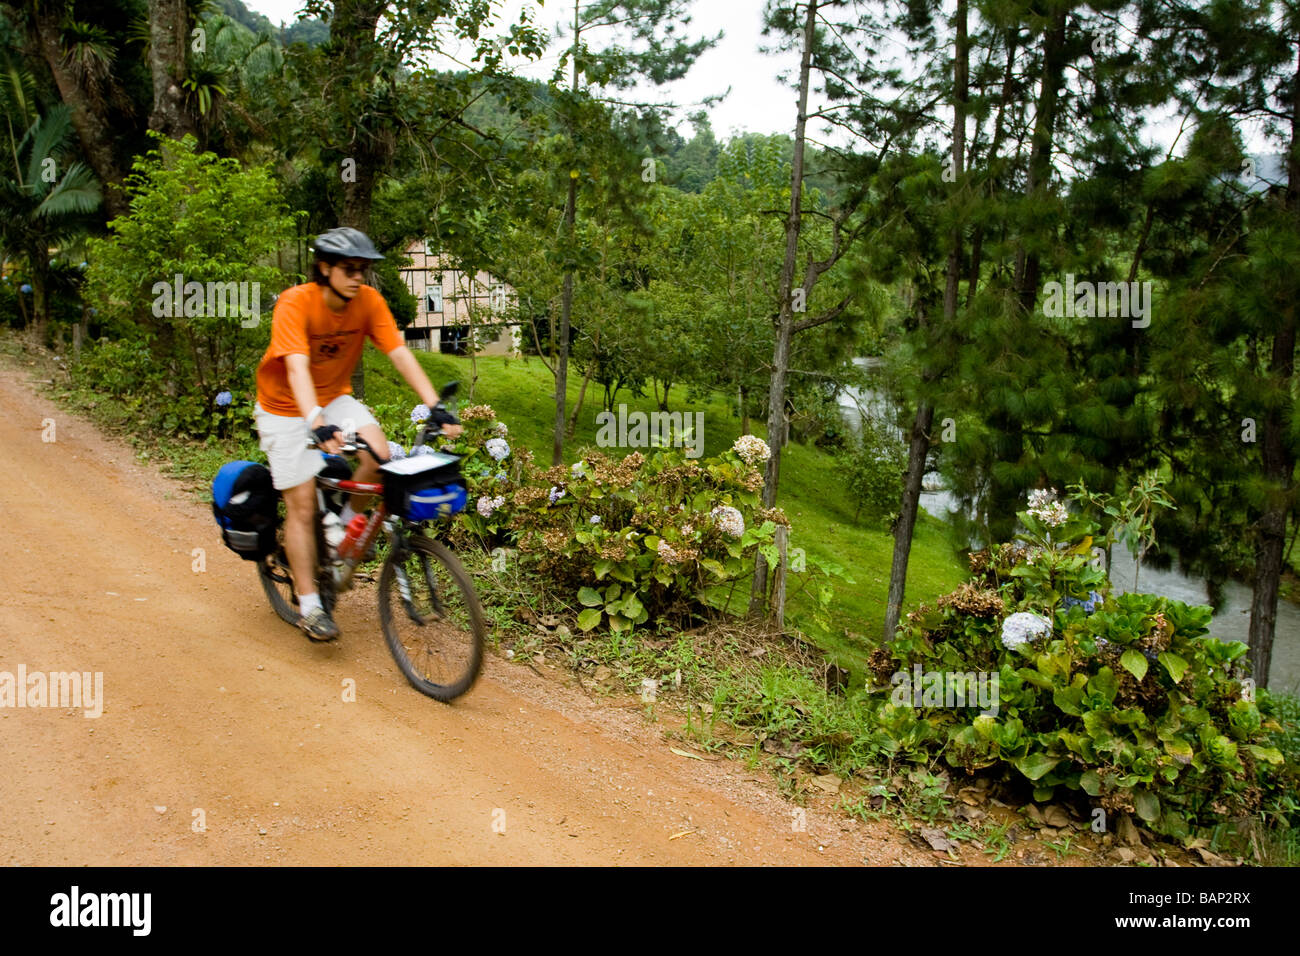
[397, 240, 521, 355]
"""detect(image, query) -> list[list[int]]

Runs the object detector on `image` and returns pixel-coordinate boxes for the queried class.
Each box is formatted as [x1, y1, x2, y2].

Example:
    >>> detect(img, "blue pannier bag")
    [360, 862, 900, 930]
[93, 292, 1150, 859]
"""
[406, 483, 468, 521]
[212, 460, 279, 559]
[379, 453, 466, 522]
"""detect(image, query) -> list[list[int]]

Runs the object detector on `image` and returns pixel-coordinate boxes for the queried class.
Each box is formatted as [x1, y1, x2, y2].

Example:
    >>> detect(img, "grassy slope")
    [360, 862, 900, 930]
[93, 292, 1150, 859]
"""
[361, 346, 968, 674]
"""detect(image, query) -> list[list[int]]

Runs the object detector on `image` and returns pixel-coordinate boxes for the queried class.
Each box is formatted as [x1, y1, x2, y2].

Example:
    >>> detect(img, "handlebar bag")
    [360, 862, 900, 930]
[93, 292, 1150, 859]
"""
[379, 452, 466, 522]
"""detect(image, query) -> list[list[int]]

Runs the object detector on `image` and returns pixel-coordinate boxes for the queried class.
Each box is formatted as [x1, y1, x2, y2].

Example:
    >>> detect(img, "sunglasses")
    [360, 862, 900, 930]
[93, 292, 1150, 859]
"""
[335, 261, 368, 278]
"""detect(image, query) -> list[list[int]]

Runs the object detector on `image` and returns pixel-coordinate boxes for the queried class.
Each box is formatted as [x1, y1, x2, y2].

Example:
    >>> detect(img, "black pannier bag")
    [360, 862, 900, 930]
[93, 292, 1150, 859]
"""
[211, 460, 279, 559]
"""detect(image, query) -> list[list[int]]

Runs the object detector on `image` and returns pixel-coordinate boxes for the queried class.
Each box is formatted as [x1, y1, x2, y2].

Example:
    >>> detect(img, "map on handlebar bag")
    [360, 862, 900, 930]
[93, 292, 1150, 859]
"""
[380, 452, 460, 475]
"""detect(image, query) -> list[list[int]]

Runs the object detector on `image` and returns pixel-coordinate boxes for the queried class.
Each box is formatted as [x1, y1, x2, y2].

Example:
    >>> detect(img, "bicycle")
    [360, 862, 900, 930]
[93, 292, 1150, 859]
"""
[256, 396, 486, 703]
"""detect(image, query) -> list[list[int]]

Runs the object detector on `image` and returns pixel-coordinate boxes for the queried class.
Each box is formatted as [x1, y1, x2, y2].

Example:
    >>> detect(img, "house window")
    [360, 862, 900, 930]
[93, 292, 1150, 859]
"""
[440, 325, 469, 355]
[427, 285, 443, 314]
[404, 326, 432, 351]
[490, 283, 507, 311]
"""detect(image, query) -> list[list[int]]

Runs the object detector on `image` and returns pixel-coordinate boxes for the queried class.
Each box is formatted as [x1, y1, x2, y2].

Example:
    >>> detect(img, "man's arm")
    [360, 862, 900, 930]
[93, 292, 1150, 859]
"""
[286, 353, 342, 452]
[387, 346, 463, 438]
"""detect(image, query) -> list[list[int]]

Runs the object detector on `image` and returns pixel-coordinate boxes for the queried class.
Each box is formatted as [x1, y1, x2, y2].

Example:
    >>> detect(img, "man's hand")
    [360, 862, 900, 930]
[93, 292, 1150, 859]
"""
[313, 421, 343, 455]
[429, 403, 462, 439]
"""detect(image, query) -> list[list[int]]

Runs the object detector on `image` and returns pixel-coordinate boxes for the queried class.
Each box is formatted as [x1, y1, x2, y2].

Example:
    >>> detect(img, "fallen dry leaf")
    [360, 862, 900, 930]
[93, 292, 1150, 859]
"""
[811, 773, 842, 794]
[669, 747, 705, 761]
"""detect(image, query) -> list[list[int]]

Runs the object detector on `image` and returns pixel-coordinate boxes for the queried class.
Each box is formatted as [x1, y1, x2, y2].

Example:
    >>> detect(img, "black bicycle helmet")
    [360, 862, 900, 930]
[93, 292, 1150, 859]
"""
[312, 227, 384, 261]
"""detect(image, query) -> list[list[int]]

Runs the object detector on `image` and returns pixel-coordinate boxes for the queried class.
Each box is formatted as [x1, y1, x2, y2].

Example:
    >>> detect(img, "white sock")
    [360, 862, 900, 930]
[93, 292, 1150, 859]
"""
[299, 592, 322, 615]
[340, 502, 357, 525]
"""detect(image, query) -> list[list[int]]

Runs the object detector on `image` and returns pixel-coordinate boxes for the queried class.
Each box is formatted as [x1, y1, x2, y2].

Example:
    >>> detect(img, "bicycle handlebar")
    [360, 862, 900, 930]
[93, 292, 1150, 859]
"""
[306, 422, 445, 460]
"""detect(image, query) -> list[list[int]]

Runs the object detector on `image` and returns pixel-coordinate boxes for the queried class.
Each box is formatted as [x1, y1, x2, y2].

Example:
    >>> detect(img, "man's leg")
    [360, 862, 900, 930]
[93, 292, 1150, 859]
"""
[347, 421, 390, 512]
[322, 395, 387, 516]
[282, 478, 318, 599]
[255, 401, 337, 640]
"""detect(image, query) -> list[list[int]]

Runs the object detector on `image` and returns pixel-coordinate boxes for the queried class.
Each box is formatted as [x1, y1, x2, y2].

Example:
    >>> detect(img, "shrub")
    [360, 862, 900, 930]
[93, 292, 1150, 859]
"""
[870, 484, 1290, 839]
[838, 417, 906, 527]
[81, 133, 297, 438]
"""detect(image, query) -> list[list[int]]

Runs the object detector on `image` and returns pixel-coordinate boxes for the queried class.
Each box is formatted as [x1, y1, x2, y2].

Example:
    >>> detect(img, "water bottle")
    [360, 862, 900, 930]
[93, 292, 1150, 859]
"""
[337, 513, 369, 561]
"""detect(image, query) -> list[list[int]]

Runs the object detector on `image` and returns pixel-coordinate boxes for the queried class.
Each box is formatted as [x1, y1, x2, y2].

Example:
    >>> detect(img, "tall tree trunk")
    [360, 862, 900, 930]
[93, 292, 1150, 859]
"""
[884, 0, 968, 640]
[554, 174, 577, 464]
[330, 0, 388, 403]
[1013, 7, 1067, 313]
[28, 7, 129, 217]
[750, 0, 816, 616]
[567, 327, 597, 437]
[1247, 41, 1300, 688]
[966, 26, 1017, 306]
[553, 0, 581, 465]
[146, 0, 197, 140]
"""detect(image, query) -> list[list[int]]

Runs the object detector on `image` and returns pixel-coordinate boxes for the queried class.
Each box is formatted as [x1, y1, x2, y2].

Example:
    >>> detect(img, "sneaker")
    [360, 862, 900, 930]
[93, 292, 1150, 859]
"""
[298, 606, 340, 642]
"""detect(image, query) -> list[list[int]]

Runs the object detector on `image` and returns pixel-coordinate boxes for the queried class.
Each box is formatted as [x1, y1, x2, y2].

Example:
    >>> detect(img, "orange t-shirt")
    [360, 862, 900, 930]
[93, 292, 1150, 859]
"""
[256, 282, 405, 416]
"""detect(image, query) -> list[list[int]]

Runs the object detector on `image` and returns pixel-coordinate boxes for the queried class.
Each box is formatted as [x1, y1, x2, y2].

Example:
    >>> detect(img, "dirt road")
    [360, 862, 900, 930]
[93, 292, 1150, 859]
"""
[0, 361, 931, 866]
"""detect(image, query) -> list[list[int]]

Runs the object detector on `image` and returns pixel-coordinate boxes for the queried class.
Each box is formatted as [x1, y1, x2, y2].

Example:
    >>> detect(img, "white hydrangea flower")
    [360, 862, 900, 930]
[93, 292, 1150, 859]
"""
[657, 540, 685, 565]
[710, 505, 745, 538]
[1000, 611, 1053, 650]
[476, 495, 506, 518]
[589, 515, 600, 525]
[571, 461, 586, 478]
[732, 435, 771, 465]
[494, 422, 508, 436]
[485, 438, 510, 461]
[1026, 488, 1068, 527]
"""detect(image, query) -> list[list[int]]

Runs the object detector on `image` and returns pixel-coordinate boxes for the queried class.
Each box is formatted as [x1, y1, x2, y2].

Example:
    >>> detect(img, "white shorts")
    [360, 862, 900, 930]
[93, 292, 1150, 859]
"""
[254, 394, 380, 491]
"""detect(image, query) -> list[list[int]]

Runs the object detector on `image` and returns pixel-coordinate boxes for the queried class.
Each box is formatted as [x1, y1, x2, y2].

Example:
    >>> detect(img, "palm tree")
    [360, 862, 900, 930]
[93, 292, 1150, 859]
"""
[0, 76, 101, 341]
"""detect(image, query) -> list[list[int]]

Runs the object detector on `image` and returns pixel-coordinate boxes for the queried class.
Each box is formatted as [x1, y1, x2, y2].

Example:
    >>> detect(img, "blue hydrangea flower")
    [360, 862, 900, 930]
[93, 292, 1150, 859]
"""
[20, 284, 31, 293]
[485, 438, 510, 461]
[1062, 590, 1104, 614]
[411, 404, 431, 424]
[495, 471, 507, 482]
[411, 444, 437, 457]
[387, 440, 406, 460]
[214, 391, 233, 407]
[548, 485, 563, 505]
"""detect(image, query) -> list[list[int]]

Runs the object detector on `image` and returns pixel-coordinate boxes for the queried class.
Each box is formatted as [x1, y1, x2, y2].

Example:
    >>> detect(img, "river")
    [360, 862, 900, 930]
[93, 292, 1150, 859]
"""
[837, 359, 1300, 693]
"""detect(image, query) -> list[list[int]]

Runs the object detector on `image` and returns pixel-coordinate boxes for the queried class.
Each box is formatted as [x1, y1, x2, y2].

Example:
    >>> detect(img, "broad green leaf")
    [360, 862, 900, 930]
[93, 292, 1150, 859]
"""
[1120, 649, 1148, 682]
[1247, 745, 1284, 765]
[1134, 789, 1159, 823]
[1079, 769, 1101, 796]
[1012, 752, 1060, 781]
[576, 607, 603, 631]
[1157, 651, 1187, 684]
[577, 586, 603, 608]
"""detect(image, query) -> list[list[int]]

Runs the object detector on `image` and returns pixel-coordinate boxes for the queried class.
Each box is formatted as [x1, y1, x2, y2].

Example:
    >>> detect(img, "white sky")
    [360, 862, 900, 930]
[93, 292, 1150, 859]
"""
[245, 0, 1275, 158]
[247, 0, 809, 140]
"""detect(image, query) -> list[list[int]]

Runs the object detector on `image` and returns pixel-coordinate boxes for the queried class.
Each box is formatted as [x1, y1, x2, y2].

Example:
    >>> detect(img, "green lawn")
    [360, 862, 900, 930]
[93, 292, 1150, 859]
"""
[361, 346, 968, 674]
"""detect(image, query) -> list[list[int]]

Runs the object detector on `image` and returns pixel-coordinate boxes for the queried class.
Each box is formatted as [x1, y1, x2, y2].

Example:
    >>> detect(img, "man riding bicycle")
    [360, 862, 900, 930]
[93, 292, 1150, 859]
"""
[255, 227, 462, 641]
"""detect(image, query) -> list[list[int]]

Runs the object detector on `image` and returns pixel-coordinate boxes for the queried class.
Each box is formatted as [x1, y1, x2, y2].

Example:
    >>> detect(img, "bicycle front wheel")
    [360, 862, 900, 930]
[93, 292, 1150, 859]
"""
[378, 534, 485, 702]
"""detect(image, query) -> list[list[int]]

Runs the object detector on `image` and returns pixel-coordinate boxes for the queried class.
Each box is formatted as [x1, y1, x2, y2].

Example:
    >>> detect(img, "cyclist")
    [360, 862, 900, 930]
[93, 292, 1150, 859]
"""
[254, 227, 462, 641]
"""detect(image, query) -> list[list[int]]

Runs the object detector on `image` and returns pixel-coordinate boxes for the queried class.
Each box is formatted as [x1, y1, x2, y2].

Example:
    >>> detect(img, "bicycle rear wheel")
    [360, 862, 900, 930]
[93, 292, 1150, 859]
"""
[258, 515, 336, 624]
[378, 533, 485, 702]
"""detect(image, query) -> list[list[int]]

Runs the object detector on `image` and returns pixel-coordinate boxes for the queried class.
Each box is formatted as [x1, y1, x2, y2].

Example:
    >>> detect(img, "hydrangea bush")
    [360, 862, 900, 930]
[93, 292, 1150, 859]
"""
[375, 404, 808, 633]
[869, 484, 1287, 840]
